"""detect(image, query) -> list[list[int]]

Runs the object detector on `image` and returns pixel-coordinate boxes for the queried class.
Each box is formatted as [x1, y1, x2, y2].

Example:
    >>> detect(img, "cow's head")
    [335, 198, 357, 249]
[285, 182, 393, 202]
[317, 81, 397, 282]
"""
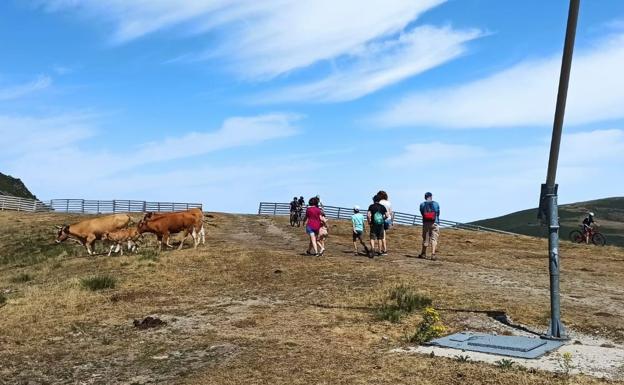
[137, 219, 148, 233]
[55, 225, 70, 243]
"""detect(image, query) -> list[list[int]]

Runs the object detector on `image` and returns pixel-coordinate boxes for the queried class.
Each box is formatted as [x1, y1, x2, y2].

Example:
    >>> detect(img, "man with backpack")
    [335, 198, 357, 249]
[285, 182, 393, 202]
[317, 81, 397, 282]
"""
[367, 194, 388, 258]
[418, 192, 440, 260]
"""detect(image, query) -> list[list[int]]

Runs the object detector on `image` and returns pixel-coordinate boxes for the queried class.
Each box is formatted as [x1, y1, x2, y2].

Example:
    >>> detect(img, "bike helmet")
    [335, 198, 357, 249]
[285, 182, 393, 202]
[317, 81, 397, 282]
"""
[588, 212, 594, 217]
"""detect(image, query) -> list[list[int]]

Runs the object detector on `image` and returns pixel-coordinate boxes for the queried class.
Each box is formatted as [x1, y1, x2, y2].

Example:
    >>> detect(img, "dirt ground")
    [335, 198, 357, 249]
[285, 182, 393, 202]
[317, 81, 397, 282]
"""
[0, 211, 623, 384]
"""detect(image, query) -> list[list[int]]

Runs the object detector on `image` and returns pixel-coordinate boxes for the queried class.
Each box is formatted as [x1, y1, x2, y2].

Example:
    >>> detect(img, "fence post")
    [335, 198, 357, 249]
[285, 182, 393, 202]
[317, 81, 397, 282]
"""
[113, 200, 116, 213]
[337, 207, 341, 219]
[157, 202, 160, 212]
[66, 200, 69, 213]
[273, 203, 277, 215]
[33, 200, 37, 212]
[258, 203, 262, 215]
[97, 200, 100, 214]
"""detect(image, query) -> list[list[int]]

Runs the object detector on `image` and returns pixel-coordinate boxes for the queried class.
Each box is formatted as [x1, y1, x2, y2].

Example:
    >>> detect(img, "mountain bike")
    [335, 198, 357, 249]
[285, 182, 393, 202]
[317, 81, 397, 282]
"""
[569, 226, 606, 246]
[290, 208, 303, 227]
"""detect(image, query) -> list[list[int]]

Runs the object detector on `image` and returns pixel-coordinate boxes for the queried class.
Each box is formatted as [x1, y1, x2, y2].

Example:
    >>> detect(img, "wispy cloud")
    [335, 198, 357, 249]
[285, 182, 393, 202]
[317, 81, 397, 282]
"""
[0, 112, 302, 198]
[260, 26, 483, 103]
[0, 75, 52, 101]
[35, 1, 476, 94]
[374, 33, 624, 128]
[382, 129, 624, 221]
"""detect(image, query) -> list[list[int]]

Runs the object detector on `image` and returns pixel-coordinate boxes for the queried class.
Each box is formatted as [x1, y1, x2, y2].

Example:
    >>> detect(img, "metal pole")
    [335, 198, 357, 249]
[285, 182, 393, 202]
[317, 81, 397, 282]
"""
[544, 0, 580, 340]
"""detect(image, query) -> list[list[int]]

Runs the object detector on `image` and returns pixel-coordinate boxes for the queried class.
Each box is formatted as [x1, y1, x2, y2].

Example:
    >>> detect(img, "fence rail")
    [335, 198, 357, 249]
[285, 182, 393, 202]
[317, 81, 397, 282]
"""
[0, 195, 202, 214]
[258, 202, 516, 236]
[0, 194, 51, 212]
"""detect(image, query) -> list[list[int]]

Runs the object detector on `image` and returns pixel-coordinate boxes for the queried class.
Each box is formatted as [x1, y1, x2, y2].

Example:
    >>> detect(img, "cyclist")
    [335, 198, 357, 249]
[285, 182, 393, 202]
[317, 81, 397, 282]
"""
[582, 212, 598, 244]
[297, 196, 305, 208]
[290, 197, 299, 215]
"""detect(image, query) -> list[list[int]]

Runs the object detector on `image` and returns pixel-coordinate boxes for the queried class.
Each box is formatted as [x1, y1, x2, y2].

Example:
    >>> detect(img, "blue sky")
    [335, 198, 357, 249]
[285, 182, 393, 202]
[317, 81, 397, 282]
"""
[1, 1, 623, 221]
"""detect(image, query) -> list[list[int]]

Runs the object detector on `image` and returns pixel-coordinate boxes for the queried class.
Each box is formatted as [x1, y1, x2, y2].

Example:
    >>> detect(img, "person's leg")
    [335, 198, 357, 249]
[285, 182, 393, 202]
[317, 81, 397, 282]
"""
[419, 224, 428, 257]
[430, 224, 440, 259]
[310, 233, 319, 254]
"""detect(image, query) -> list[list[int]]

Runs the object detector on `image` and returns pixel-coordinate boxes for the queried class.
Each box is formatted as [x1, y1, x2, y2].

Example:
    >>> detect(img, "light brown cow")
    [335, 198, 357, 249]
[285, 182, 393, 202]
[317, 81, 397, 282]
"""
[102, 227, 142, 256]
[55, 214, 131, 255]
[138, 210, 203, 251]
[142, 208, 205, 246]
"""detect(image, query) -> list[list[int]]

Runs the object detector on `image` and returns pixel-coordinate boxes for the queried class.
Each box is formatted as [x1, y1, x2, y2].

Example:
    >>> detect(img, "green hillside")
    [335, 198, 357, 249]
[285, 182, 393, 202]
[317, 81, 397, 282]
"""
[0, 172, 37, 199]
[472, 197, 624, 247]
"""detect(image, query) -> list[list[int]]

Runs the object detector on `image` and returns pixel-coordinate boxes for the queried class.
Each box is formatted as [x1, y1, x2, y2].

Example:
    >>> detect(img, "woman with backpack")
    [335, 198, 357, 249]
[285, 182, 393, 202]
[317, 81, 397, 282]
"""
[303, 196, 323, 256]
[377, 190, 393, 255]
[367, 194, 388, 258]
[418, 192, 440, 260]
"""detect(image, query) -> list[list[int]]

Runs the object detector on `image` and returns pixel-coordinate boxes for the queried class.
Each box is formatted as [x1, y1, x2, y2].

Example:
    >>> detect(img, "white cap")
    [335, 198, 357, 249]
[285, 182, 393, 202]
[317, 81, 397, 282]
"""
[353, 205, 360, 211]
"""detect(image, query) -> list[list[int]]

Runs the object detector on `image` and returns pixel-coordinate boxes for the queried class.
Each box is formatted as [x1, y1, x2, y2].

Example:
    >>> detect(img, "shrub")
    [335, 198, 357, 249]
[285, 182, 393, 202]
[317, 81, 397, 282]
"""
[455, 354, 470, 362]
[558, 352, 574, 376]
[407, 307, 446, 344]
[81, 275, 116, 291]
[10, 273, 33, 283]
[495, 359, 515, 370]
[375, 284, 432, 323]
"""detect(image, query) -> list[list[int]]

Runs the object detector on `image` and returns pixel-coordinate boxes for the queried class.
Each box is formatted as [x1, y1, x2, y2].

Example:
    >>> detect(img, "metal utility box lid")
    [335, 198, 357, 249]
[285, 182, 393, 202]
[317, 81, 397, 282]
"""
[430, 332, 564, 359]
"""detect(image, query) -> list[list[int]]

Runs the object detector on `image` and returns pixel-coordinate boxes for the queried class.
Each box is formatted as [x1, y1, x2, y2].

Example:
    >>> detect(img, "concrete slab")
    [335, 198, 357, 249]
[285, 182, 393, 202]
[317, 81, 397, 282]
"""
[430, 332, 564, 359]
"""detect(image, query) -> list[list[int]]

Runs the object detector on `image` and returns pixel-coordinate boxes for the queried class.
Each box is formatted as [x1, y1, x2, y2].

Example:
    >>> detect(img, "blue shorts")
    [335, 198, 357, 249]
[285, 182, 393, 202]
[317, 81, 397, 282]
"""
[384, 218, 393, 230]
[306, 225, 319, 235]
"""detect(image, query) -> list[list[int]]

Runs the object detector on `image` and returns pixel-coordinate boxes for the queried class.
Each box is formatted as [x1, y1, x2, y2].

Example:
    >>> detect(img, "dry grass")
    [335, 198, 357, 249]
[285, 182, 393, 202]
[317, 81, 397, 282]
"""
[0, 211, 623, 384]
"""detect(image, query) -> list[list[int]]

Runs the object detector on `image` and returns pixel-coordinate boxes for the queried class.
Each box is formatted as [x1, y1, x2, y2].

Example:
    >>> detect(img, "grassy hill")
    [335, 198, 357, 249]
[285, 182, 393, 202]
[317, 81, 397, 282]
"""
[1, 211, 623, 384]
[0, 172, 37, 199]
[472, 197, 624, 247]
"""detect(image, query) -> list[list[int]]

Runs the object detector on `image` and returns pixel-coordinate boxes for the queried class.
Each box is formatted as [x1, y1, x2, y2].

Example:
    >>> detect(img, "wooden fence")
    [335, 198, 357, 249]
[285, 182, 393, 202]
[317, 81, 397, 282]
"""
[0, 195, 50, 212]
[257, 202, 516, 235]
[0, 195, 202, 214]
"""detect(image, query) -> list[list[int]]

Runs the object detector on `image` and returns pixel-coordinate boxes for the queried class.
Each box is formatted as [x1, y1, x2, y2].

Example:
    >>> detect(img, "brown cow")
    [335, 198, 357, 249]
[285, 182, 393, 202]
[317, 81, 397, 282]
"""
[138, 210, 202, 251]
[102, 227, 142, 256]
[141, 208, 205, 246]
[55, 214, 131, 255]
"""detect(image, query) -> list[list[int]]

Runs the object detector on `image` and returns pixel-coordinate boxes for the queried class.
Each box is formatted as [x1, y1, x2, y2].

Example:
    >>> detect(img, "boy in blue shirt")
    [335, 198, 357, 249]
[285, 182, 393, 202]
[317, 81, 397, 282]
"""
[351, 206, 369, 256]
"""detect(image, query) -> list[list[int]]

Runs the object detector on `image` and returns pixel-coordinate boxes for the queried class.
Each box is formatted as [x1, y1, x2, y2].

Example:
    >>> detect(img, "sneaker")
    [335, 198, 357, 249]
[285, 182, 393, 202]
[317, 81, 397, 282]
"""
[381, 251, 388, 256]
[305, 250, 313, 255]
[354, 252, 359, 256]
[367, 250, 374, 259]
[416, 254, 425, 259]
[319, 248, 325, 256]
[376, 252, 382, 257]
[430, 254, 437, 261]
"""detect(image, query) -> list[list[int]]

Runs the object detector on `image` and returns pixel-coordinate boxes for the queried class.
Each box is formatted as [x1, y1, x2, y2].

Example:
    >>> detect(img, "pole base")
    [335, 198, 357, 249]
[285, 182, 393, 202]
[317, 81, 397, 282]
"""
[543, 320, 569, 341]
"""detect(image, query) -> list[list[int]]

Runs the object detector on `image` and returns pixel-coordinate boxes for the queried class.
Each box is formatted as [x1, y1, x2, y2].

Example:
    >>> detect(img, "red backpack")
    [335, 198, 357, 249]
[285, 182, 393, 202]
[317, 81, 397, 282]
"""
[422, 202, 436, 221]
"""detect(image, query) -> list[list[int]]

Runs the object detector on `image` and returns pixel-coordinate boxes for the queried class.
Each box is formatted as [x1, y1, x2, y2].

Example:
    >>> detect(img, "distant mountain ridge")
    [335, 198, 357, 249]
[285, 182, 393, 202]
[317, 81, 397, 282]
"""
[0, 172, 37, 200]
[471, 197, 624, 247]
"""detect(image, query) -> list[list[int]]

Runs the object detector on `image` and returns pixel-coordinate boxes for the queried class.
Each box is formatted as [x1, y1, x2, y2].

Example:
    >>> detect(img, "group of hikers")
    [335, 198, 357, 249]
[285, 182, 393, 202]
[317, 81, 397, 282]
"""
[292, 191, 440, 259]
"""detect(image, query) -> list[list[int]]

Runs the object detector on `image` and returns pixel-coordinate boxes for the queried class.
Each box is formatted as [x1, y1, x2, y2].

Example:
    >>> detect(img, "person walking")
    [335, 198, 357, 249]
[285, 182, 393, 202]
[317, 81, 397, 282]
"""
[367, 194, 388, 258]
[377, 190, 393, 255]
[351, 206, 369, 256]
[317, 213, 328, 256]
[303, 196, 323, 256]
[418, 192, 440, 260]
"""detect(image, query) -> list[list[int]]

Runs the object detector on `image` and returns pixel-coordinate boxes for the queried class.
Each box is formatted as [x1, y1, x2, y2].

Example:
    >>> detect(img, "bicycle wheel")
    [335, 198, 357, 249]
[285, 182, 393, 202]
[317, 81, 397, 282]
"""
[569, 230, 583, 243]
[592, 232, 606, 246]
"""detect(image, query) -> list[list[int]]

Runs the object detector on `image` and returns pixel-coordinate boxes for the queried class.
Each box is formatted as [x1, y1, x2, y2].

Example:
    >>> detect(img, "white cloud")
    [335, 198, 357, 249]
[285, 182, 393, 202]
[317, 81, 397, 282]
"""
[385, 142, 485, 167]
[261, 26, 482, 103]
[380, 129, 624, 221]
[0, 112, 301, 199]
[0, 75, 51, 101]
[375, 33, 624, 128]
[36, 1, 475, 86]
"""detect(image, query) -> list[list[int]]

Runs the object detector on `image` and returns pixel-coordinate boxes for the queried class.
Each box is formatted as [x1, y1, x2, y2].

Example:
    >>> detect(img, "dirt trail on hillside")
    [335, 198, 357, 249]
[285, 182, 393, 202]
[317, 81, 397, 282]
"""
[0, 212, 623, 384]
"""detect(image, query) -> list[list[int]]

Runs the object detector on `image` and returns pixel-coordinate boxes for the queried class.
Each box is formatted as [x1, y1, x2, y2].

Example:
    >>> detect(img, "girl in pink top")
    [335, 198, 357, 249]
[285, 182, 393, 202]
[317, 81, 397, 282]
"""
[304, 197, 323, 256]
